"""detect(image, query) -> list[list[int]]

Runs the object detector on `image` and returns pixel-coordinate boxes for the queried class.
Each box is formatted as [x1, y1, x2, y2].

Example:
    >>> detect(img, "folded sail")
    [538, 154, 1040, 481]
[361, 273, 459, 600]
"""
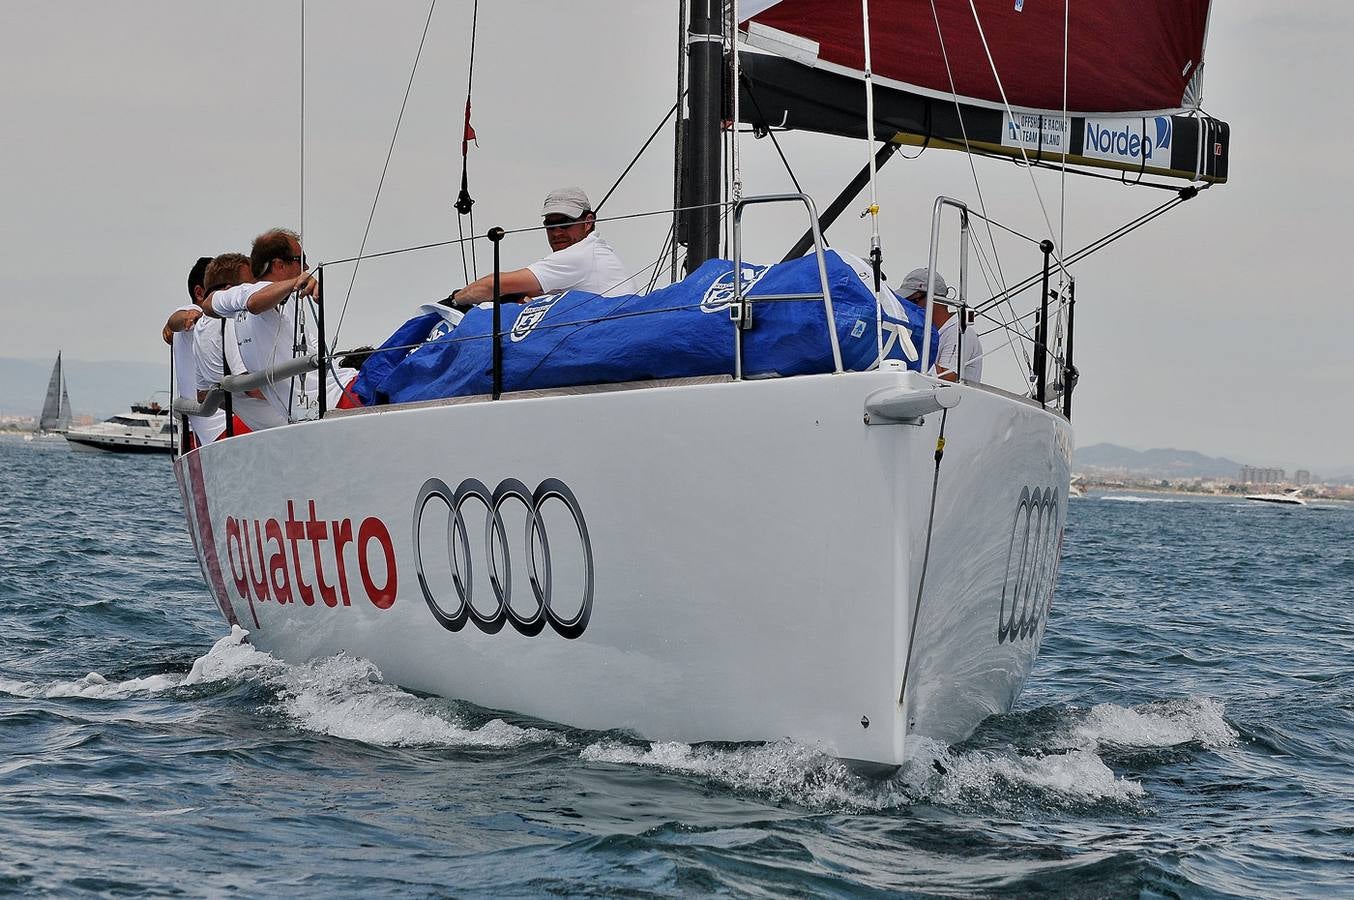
[739, 0, 1228, 182]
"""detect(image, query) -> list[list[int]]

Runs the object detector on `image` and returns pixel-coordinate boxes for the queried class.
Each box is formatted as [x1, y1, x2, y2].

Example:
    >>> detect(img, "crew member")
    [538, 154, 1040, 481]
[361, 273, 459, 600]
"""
[900, 268, 983, 383]
[162, 257, 227, 445]
[446, 187, 641, 307]
[206, 228, 359, 421]
[195, 253, 287, 434]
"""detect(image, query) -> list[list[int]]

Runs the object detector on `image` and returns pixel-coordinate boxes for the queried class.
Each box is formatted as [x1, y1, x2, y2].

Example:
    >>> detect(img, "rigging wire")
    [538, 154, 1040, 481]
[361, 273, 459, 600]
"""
[595, 99, 682, 214]
[963, 0, 1068, 275]
[299, 0, 305, 250]
[740, 75, 804, 195]
[332, 0, 438, 350]
[926, 0, 1022, 361]
[455, 0, 479, 282]
[671, 0, 687, 283]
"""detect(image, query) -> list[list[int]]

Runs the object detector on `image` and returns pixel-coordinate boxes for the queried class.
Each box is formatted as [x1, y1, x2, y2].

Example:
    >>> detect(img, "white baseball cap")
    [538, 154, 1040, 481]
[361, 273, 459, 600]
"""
[541, 187, 592, 219]
[900, 267, 948, 297]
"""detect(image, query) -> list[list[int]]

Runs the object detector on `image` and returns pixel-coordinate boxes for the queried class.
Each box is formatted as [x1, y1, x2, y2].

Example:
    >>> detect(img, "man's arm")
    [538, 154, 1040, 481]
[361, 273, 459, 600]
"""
[162, 308, 202, 344]
[207, 275, 317, 318]
[453, 267, 543, 304]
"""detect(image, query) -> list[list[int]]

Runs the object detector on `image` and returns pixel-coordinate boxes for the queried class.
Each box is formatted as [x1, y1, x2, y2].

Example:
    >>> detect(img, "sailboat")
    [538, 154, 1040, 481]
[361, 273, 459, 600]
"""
[26, 351, 72, 442]
[172, 2, 1230, 767]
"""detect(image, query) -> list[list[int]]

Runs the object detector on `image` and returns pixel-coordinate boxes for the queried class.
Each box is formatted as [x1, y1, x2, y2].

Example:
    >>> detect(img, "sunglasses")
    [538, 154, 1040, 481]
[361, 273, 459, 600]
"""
[543, 216, 583, 230]
[280, 253, 307, 266]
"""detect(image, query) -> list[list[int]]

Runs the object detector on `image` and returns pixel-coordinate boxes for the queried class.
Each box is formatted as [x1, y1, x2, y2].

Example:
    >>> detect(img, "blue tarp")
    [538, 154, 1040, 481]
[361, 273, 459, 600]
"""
[353, 250, 938, 406]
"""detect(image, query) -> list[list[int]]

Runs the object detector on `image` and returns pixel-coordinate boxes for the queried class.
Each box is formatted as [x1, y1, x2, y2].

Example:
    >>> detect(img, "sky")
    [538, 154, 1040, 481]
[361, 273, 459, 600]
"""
[1, 1, 1350, 471]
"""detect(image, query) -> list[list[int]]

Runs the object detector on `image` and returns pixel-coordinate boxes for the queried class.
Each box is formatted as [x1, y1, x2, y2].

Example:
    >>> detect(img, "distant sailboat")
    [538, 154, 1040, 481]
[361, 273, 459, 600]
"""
[37, 351, 72, 434]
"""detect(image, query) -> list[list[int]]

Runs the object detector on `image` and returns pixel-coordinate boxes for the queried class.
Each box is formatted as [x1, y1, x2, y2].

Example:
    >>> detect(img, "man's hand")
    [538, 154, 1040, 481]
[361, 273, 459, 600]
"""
[163, 307, 203, 343]
[294, 273, 318, 299]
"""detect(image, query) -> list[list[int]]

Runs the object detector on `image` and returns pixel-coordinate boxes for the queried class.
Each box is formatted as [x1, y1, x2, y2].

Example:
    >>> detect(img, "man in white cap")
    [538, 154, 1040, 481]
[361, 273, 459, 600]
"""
[447, 187, 641, 306]
[900, 267, 983, 383]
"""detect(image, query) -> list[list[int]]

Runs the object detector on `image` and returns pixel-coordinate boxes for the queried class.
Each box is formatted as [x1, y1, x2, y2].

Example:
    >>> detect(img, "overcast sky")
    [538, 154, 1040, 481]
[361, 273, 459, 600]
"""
[1, 2, 1350, 469]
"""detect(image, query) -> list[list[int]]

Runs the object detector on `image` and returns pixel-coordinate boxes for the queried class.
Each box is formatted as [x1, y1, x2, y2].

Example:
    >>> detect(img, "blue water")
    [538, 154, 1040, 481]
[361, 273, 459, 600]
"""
[1, 438, 1351, 897]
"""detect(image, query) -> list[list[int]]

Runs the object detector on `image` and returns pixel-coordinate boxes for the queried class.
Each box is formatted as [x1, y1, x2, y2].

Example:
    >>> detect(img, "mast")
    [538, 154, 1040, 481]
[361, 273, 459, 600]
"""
[683, 0, 724, 273]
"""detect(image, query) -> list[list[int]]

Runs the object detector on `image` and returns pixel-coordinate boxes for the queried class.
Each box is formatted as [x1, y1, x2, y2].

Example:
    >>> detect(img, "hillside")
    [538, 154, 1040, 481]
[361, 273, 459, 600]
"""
[1073, 443, 1243, 479]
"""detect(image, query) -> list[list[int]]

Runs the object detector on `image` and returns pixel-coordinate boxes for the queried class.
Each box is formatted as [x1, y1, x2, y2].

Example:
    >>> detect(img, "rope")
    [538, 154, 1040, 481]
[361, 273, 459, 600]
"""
[332, 0, 438, 349]
[898, 408, 949, 707]
[316, 200, 733, 269]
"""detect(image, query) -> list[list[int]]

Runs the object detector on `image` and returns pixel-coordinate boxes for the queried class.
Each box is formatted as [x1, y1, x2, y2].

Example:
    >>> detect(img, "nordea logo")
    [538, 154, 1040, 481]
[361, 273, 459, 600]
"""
[1083, 116, 1172, 165]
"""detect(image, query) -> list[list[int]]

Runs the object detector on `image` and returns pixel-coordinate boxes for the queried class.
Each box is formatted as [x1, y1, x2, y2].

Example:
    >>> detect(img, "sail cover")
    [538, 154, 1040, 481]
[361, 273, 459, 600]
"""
[738, 1, 1228, 182]
[741, 0, 1212, 116]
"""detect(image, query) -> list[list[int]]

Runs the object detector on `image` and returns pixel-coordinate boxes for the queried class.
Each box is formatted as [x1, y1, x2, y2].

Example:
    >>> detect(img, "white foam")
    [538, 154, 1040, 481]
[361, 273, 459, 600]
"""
[0, 624, 556, 751]
[269, 652, 554, 749]
[1100, 494, 1184, 503]
[0, 670, 181, 700]
[580, 738, 907, 810]
[579, 734, 1147, 811]
[1068, 698, 1236, 750]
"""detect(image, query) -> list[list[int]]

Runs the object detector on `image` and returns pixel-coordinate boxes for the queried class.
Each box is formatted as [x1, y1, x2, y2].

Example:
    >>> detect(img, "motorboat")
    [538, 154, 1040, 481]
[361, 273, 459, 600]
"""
[171, 1, 1231, 767]
[67, 400, 174, 454]
[1245, 489, 1307, 506]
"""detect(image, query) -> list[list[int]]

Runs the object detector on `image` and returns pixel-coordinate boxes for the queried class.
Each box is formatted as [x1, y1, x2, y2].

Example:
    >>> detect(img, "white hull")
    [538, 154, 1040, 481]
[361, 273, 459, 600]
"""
[175, 370, 1071, 766]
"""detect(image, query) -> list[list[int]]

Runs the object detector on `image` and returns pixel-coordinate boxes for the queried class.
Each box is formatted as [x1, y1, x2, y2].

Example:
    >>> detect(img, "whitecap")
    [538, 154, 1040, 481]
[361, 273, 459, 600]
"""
[1067, 697, 1237, 750]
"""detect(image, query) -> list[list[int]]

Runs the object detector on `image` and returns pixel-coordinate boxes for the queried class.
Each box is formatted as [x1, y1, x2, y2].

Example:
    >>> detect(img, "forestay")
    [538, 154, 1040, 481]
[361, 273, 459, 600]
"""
[354, 250, 938, 406]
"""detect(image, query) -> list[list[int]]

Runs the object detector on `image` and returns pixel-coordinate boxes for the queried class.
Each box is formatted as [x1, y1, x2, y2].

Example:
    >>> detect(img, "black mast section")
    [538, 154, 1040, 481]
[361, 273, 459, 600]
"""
[683, 0, 723, 274]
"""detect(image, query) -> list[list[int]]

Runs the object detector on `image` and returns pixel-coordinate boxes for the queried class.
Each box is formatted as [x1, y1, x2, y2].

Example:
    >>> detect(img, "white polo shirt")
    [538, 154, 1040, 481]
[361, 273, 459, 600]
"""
[936, 317, 983, 383]
[171, 305, 226, 444]
[193, 313, 289, 433]
[526, 234, 642, 297]
[209, 282, 358, 421]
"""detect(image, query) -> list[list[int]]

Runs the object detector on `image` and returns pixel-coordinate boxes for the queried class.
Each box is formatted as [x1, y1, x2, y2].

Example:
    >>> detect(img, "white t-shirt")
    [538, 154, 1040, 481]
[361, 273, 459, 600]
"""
[193, 313, 289, 432]
[526, 234, 641, 297]
[936, 316, 983, 383]
[171, 305, 226, 444]
[210, 282, 357, 420]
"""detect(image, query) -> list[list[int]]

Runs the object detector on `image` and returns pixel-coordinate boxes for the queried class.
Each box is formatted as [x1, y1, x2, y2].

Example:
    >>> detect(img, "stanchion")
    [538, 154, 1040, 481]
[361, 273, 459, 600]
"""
[489, 227, 505, 400]
[316, 266, 327, 419]
[1034, 240, 1054, 405]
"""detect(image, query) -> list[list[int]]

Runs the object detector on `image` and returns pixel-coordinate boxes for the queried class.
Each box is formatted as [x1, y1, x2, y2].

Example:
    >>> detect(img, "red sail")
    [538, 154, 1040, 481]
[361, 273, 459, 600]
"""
[743, 0, 1211, 115]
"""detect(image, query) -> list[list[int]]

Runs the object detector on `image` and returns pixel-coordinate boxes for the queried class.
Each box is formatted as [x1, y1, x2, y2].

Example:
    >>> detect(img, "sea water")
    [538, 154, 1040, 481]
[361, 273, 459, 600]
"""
[0, 437, 1350, 897]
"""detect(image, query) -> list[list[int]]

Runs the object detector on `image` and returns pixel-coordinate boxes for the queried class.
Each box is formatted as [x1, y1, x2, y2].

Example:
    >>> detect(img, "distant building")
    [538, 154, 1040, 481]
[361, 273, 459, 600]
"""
[1239, 465, 1286, 485]
[1294, 470, 1311, 486]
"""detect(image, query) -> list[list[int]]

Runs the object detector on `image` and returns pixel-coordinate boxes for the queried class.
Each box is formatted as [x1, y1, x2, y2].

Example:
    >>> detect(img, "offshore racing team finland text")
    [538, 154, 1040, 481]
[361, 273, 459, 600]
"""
[223, 501, 397, 611]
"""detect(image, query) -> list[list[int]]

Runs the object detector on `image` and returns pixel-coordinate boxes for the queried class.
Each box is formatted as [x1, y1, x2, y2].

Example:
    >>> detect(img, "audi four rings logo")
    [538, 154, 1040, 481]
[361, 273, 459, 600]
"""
[412, 477, 594, 638]
[998, 486, 1063, 644]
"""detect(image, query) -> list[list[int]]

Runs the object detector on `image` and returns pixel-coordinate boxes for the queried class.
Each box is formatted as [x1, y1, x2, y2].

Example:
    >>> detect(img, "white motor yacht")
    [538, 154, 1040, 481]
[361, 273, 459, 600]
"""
[66, 401, 174, 454]
[1245, 488, 1306, 506]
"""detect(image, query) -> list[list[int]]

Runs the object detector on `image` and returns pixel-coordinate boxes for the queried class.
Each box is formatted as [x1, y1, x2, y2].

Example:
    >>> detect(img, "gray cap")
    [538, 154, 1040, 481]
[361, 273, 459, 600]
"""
[899, 267, 948, 298]
[541, 187, 592, 219]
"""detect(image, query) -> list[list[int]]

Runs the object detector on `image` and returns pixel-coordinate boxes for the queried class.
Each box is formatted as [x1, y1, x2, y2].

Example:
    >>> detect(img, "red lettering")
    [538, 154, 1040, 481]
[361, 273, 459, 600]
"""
[225, 517, 249, 601]
[266, 518, 293, 604]
[331, 519, 354, 606]
[306, 501, 337, 608]
[285, 501, 315, 606]
[357, 517, 397, 609]
[244, 519, 271, 603]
